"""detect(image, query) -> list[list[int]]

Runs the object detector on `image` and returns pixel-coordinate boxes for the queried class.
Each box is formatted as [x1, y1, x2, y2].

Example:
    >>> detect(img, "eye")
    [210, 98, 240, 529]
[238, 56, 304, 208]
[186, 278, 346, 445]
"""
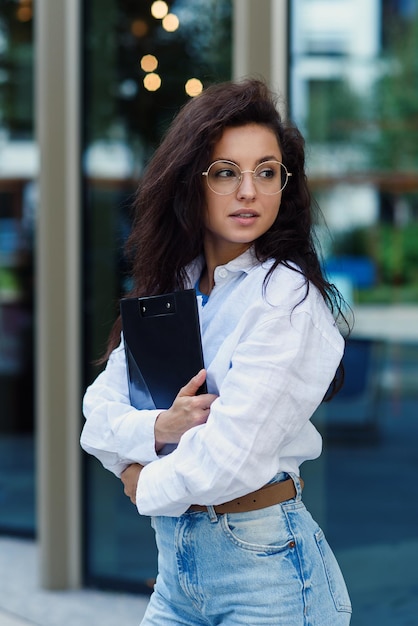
[212, 164, 239, 179]
[256, 163, 280, 180]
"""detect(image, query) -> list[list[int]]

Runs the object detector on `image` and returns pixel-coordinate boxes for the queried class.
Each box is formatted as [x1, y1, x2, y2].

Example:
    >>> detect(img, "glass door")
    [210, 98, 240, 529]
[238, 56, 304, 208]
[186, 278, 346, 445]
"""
[81, 0, 232, 591]
[0, 0, 36, 537]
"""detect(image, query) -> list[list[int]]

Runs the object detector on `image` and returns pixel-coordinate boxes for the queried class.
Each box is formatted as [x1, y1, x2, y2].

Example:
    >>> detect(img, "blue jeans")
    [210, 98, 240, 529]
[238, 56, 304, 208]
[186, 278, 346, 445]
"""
[141, 474, 352, 625]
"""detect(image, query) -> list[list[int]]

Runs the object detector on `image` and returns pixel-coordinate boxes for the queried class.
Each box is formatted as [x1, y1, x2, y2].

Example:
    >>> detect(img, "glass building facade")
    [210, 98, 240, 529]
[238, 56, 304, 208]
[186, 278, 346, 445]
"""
[289, 4, 418, 621]
[82, 0, 232, 591]
[0, 0, 36, 536]
[1, 0, 417, 622]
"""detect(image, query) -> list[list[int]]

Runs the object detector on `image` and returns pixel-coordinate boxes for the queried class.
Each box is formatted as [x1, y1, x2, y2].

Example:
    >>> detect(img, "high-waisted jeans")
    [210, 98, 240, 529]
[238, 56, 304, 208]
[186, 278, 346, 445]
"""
[140, 473, 352, 625]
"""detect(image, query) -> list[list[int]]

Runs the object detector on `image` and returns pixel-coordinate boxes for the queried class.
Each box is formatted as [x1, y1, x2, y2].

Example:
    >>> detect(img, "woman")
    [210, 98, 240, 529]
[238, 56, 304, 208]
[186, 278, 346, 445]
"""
[81, 78, 352, 625]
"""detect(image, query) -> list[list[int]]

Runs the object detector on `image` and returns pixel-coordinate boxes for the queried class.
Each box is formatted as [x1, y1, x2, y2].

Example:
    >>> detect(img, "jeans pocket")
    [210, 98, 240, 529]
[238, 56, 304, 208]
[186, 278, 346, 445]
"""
[220, 506, 294, 554]
[314, 529, 352, 614]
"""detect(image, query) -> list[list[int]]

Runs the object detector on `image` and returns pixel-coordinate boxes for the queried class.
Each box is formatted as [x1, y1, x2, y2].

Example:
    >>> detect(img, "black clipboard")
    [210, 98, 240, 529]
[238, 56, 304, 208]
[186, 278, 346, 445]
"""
[120, 290, 206, 453]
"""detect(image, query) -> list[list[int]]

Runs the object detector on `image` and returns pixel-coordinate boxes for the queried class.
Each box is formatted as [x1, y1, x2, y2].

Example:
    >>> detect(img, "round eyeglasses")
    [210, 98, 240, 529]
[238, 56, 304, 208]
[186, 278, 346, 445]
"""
[202, 160, 292, 196]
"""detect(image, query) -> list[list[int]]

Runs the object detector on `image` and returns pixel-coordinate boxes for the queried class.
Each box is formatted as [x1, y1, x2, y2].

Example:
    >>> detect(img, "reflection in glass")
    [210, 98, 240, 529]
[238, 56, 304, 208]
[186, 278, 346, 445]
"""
[162, 13, 180, 32]
[0, 0, 36, 536]
[291, 1, 418, 622]
[185, 77, 203, 97]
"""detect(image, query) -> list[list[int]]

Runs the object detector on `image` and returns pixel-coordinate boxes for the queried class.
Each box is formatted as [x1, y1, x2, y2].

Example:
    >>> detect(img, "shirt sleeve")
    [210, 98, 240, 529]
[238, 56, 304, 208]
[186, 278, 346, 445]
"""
[136, 303, 344, 517]
[80, 338, 161, 476]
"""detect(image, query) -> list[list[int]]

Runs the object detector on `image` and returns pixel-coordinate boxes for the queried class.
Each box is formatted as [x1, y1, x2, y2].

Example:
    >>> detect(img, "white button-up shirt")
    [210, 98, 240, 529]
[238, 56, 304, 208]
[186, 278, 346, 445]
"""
[81, 249, 344, 517]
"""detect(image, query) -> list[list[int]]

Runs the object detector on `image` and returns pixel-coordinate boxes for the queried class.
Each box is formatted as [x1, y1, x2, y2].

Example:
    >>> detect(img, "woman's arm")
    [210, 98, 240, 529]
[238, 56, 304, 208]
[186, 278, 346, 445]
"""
[80, 339, 217, 474]
[80, 340, 161, 475]
[134, 305, 344, 517]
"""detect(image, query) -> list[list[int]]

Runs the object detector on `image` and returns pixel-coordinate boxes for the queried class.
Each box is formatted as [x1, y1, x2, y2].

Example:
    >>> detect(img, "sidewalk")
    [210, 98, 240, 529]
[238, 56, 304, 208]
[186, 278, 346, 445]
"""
[0, 612, 33, 626]
[0, 537, 149, 626]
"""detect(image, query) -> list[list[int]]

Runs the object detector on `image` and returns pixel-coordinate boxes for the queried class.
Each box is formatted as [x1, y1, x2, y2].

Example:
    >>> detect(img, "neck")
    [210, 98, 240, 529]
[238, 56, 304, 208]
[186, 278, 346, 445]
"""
[199, 241, 251, 295]
[199, 268, 214, 295]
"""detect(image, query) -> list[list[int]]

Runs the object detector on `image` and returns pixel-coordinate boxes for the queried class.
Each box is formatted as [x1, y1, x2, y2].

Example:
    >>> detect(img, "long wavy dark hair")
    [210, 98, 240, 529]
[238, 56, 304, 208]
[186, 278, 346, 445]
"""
[104, 78, 349, 398]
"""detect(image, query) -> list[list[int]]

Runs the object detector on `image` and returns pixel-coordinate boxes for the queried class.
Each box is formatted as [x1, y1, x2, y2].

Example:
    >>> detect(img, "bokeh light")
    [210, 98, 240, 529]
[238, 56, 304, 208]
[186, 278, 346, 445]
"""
[119, 79, 138, 98]
[16, 0, 32, 21]
[16, 7, 32, 22]
[144, 73, 162, 92]
[140, 54, 159, 73]
[185, 78, 203, 97]
[151, 1, 169, 19]
[131, 19, 148, 38]
[162, 13, 180, 32]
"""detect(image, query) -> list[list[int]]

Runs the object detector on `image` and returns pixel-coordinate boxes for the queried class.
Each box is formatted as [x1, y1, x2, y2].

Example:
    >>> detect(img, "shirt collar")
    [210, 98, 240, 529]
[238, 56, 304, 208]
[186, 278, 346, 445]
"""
[185, 247, 261, 288]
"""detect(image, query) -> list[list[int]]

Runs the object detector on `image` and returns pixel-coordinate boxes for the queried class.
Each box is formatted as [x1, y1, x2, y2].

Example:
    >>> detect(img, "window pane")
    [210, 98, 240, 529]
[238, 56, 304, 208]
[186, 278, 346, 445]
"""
[291, 1, 418, 623]
[82, 0, 232, 590]
[0, 0, 36, 536]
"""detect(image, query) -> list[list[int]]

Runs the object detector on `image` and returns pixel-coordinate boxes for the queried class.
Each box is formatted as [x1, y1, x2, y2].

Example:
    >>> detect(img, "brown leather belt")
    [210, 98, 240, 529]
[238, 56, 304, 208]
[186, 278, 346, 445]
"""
[188, 477, 303, 515]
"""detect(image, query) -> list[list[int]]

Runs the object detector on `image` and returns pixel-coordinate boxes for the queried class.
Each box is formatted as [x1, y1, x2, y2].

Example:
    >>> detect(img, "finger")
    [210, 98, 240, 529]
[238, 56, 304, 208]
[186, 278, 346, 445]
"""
[121, 464, 133, 480]
[120, 466, 130, 485]
[178, 369, 206, 397]
[195, 393, 218, 409]
[204, 393, 218, 406]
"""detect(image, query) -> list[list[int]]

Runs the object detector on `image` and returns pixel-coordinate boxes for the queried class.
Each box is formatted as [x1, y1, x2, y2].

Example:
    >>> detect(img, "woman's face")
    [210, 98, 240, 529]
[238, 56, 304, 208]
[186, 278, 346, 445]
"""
[202, 123, 283, 262]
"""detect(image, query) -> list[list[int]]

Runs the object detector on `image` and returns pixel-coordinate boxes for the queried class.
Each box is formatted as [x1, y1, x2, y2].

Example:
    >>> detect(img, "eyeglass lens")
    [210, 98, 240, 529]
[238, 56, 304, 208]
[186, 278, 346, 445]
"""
[205, 160, 289, 195]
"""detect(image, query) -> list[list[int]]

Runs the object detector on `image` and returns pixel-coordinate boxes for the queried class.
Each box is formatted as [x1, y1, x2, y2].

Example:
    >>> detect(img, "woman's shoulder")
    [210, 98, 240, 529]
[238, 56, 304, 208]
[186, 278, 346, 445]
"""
[251, 260, 333, 318]
[252, 259, 307, 298]
[254, 262, 343, 349]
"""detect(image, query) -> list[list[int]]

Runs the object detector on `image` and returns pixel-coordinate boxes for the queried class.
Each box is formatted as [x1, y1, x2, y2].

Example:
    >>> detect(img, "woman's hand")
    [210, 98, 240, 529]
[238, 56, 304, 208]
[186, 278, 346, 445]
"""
[121, 463, 143, 504]
[154, 369, 218, 451]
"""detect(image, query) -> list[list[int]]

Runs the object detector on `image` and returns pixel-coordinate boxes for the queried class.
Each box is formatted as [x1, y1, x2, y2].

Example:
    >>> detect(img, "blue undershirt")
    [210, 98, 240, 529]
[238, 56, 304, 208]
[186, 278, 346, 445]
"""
[195, 280, 209, 306]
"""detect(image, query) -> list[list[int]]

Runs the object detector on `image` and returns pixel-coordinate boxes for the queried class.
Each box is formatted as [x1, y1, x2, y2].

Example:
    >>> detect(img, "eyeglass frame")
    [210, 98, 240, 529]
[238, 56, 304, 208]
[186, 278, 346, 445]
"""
[201, 159, 293, 196]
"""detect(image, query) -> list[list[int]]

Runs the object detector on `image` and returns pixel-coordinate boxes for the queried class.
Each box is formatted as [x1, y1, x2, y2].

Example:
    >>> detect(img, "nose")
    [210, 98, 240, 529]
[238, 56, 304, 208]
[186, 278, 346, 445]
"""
[237, 171, 256, 199]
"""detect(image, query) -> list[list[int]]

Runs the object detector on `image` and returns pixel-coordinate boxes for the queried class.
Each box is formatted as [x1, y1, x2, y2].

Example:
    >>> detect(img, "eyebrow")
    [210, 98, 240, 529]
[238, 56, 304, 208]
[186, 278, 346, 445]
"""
[212, 155, 281, 165]
[258, 155, 281, 164]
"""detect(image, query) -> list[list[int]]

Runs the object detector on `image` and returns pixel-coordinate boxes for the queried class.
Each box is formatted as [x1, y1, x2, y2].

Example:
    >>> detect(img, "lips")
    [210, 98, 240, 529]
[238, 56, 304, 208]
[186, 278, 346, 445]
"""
[230, 210, 259, 218]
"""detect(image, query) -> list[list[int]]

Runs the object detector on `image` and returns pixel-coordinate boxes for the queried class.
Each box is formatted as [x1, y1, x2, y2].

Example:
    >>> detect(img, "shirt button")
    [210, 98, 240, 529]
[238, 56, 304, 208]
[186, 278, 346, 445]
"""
[218, 268, 228, 279]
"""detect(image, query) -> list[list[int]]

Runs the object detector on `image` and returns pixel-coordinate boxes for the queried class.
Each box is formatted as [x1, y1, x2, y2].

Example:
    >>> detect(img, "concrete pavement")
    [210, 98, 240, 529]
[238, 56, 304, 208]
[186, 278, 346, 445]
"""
[0, 613, 34, 626]
[0, 537, 149, 626]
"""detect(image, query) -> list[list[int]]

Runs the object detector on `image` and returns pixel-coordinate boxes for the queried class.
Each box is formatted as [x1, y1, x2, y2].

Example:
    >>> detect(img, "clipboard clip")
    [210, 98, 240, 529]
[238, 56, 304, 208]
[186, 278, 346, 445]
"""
[139, 293, 176, 317]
